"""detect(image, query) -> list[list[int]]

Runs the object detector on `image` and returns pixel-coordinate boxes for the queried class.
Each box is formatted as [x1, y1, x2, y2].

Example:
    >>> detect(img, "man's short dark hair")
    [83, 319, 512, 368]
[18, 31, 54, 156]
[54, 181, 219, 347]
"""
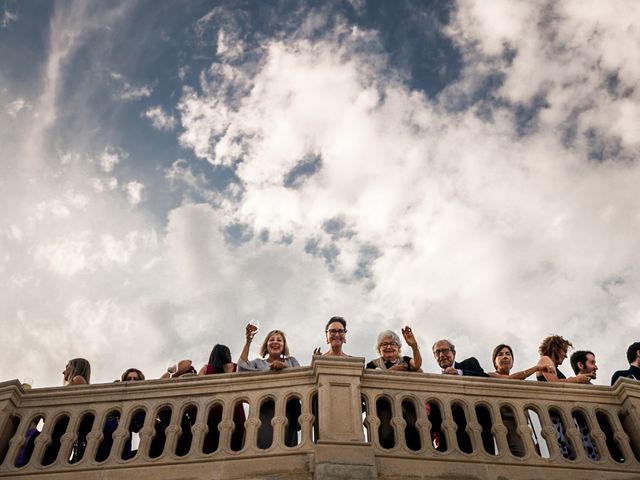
[570, 350, 593, 375]
[626, 342, 640, 364]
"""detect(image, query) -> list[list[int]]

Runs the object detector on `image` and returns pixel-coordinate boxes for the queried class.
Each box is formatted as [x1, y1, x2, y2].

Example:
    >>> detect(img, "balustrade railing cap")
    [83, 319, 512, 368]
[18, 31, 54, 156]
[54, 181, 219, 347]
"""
[312, 356, 366, 378]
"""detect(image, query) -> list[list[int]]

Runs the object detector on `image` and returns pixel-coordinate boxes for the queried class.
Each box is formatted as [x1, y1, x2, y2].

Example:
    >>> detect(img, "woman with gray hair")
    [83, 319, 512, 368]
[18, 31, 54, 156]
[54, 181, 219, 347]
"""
[366, 327, 422, 372]
[365, 327, 422, 450]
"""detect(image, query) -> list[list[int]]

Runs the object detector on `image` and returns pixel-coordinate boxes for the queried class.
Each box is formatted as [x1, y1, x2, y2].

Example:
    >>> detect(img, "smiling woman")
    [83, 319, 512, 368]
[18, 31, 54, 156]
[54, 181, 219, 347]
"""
[237, 325, 301, 449]
[237, 325, 300, 372]
[366, 327, 422, 372]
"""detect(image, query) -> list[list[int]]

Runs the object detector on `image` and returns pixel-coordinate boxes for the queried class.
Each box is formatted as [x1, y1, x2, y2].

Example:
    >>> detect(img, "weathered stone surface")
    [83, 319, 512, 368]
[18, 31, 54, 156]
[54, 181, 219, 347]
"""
[1, 364, 640, 479]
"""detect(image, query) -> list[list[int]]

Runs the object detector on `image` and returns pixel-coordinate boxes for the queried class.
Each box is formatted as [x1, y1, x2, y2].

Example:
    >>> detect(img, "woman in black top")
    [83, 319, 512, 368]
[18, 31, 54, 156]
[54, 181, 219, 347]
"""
[366, 327, 422, 371]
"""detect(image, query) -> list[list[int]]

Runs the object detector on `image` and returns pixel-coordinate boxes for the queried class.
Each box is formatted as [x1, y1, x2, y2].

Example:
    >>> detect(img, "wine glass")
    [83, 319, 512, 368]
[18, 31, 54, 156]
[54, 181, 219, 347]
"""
[166, 361, 178, 377]
[249, 318, 260, 332]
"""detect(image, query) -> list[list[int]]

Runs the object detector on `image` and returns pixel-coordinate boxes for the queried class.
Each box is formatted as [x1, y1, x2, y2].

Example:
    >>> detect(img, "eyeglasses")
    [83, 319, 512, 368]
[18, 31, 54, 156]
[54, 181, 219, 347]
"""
[380, 342, 399, 348]
[125, 376, 140, 381]
[434, 348, 451, 356]
[327, 328, 347, 335]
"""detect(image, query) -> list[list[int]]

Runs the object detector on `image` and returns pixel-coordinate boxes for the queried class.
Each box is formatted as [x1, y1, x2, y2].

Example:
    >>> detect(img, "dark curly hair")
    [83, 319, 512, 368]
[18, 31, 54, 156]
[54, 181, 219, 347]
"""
[538, 334, 573, 363]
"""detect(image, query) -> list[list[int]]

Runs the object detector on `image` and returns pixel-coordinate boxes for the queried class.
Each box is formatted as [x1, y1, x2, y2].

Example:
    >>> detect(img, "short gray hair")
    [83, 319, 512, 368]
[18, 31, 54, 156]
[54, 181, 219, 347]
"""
[432, 339, 455, 354]
[376, 330, 402, 352]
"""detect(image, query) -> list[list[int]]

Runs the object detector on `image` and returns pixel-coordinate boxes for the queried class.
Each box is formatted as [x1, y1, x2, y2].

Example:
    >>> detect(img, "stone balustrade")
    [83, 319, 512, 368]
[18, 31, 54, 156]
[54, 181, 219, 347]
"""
[0, 357, 639, 479]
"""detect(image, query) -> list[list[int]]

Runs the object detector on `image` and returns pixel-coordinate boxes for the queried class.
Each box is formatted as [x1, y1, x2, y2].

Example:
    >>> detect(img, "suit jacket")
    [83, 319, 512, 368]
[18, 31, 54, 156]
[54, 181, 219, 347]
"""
[454, 357, 489, 377]
[611, 365, 640, 385]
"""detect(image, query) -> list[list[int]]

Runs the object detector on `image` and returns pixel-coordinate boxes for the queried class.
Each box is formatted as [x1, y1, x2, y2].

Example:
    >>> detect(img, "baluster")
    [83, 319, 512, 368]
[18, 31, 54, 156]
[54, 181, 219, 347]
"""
[390, 394, 406, 451]
[514, 406, 539, 459]
[135, 410, 157, 461]
[162, 404, 182, 459]
[218, 396, 236, 453]
[558, 407, 585, 462]
[3, 412, 38, 471]
[438, 397, 458, 453]
[364, 393, 381, 448]
[464, 401, 484, 455]
[243, 393, 260, 454]
[572, 407, 603, 462]
[486, 402, 509, 457]
[110, 405, 132, 464]
[298, 391, 314, 448]
[189, 399, 208, 459]
[414, 395, 433, 454]
[537, 406, 562, 460]
[271, 394, 287, 450]
[607, 407, 638, 464]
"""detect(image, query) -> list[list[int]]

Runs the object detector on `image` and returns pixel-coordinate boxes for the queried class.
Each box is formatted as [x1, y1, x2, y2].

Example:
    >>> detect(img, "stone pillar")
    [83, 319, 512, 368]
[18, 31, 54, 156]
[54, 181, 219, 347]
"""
[312, 357, 377, 480]
[0, 380, 21, 467]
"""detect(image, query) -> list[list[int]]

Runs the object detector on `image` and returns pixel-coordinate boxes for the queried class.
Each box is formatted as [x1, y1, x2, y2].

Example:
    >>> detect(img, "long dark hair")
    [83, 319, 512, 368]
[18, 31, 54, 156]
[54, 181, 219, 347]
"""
[208, 344, 232, 374]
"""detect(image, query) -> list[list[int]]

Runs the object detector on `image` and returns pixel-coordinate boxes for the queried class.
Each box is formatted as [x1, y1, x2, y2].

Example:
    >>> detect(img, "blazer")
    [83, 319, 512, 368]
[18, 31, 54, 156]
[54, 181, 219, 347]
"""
[454, 357, 489, 377]
[610, 365, 640, 385]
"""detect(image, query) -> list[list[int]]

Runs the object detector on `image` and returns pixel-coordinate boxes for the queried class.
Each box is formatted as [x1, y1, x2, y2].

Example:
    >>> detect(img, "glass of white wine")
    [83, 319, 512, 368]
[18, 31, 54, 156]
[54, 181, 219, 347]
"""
[22, 377, 33, 390]
[249, 318, 260, 332]
[166, 361, 178, 377]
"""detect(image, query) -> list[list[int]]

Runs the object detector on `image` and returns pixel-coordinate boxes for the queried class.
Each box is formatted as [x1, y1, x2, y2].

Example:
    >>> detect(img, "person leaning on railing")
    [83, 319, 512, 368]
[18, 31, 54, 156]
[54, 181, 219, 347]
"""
[199, 344, 236, 375]
[237, 325, 301, 448]
[63, 358, 91, 385]
[488, 344, 554, 380]
[536, 334, 593, 461]
[121, 367, 145, 382]
[313, 316, 350, 357]
[366, 327, 422, 450]
[199, 344, 246, 452]
[487, 344, 554, 458]
[611, 341, 640, 384]
[238, 326, 300, 371]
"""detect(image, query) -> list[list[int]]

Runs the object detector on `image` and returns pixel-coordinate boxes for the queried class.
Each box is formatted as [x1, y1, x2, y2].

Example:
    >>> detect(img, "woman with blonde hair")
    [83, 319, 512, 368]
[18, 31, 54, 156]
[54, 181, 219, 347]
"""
[237, 324, 301, 449]
[238, 326, 300, 371]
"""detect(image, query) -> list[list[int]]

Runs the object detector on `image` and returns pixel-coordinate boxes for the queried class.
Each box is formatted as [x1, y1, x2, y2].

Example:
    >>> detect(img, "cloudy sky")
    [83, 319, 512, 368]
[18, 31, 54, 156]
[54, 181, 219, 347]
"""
[2, 0, 639, 387]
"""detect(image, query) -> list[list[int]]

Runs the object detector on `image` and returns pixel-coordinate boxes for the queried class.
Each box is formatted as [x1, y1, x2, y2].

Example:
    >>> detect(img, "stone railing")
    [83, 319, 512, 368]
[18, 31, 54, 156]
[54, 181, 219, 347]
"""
[0, 357, 639, 479]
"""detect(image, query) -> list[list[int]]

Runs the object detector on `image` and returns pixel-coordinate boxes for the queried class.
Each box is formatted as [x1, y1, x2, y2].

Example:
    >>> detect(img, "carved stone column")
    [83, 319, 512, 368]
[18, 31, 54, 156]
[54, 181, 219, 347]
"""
[312, 356, 377, 480]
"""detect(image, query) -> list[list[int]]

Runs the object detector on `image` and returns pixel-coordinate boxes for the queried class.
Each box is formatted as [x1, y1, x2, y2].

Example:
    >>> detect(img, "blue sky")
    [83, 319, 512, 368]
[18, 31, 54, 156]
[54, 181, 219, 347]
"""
[2, 0, 640, 387]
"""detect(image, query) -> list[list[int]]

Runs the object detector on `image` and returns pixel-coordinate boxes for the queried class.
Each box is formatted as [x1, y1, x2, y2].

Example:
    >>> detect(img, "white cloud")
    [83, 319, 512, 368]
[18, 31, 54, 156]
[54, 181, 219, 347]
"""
[143, 105, 176, 131]
[99, 146, 127, 172]
[1, 6, 18, 28]
[4, 2, 640, 390]
[110, 71, 153, 101]
[6, 98, 28, 116]
[118, 83, 152, 101]
[125, 180, 144, 205]
[173, 6, 640, 384]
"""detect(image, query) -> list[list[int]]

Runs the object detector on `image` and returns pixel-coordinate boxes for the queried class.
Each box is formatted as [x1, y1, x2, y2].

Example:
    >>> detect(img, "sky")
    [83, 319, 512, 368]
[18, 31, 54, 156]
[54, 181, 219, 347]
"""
[1, 0, 639, 388]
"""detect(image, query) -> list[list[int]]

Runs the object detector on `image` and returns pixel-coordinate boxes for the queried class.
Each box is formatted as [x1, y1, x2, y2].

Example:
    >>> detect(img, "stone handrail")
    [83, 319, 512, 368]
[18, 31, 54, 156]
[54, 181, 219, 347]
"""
[0, 357, 639, 479]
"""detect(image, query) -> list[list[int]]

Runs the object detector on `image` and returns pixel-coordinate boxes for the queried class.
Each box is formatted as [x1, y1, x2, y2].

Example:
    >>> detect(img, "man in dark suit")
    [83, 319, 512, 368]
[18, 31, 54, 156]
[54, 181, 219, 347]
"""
[431, 339, 493, 455]
[611, 342, 640, 385]
[432, 339, 488, 377]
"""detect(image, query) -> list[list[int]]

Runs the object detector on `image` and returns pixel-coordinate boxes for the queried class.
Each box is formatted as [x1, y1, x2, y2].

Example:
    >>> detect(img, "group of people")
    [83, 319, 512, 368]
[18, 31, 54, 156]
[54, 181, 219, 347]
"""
[55, 316, 639, 388]
[18, 317, 640, 465]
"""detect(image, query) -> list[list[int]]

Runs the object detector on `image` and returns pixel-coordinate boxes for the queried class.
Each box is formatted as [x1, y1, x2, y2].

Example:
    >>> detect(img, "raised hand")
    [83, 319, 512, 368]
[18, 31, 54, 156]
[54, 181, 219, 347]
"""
[313, 347, 323, 356]
[245, 323, 258, 341]
[401, 326, 418, 348]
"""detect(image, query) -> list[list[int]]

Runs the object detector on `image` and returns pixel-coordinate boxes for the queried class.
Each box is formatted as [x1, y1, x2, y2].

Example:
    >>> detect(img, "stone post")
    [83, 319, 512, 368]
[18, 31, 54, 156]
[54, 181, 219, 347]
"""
[312, 356, 377, 480]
